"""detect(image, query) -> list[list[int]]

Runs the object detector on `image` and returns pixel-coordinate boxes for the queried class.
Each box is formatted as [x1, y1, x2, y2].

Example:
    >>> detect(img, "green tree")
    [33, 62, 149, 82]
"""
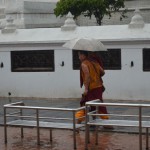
[54, 0, 126, 25]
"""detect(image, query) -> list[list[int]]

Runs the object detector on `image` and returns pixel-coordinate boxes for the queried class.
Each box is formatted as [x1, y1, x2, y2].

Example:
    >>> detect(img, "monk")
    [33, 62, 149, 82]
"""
[76, 51, 113, 129]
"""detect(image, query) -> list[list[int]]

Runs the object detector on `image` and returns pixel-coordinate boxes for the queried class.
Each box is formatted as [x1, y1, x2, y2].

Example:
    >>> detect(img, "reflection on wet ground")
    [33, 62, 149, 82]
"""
[0, 127, 149, 150]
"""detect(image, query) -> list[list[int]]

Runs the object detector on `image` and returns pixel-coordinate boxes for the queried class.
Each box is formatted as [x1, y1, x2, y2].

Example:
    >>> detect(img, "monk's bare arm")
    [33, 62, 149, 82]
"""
[81, 63, 90, 94]
[100, 66, 105, 76]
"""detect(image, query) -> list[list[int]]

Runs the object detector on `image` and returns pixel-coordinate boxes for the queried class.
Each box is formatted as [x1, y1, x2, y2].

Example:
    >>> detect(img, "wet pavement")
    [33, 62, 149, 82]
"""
[0, 97, 150, 150]
[0, 126, 149, 150]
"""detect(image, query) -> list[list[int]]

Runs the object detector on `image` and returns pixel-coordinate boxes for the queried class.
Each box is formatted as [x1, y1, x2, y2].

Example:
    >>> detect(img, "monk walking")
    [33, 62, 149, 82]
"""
[76, 51, 113, 129]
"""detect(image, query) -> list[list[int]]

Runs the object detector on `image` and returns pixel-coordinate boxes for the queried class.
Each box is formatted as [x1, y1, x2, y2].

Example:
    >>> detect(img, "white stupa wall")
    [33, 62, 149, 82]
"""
[0, 10, 150, 100]
[0, 44, 150, 100]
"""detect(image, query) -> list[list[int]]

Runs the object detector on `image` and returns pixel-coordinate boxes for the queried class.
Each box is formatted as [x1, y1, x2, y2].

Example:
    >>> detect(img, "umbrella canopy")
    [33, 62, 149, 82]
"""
[63, 38, 107, 51]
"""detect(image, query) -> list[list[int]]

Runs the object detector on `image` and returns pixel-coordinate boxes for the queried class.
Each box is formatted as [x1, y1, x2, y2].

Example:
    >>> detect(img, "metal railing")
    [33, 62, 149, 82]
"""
[4, 101, 85, 149]
[85, 99, 150, 150]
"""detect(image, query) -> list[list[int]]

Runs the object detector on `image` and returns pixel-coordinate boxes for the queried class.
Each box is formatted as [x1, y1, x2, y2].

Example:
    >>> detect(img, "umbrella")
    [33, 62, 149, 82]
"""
[63, 38, 107, 51]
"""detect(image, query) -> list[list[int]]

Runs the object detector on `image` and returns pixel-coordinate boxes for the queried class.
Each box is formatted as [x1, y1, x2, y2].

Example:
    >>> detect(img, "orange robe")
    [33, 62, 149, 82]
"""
[76, 59, 109, 122]
[81, 59, 103, 90]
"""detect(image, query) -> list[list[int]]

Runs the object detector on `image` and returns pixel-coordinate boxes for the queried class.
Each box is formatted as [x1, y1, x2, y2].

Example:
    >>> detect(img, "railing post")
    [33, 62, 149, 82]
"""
[20, 108, 24, 138]
[4, 107, 7, 143]
[85, 105, 89, 150]
[139, 106, 142, 150]
[36, 109, 40, 145]
[146, 128, 149, 150]
[73, 111, 76, 149]
[50, 129, 52, 142]
[95, 105, 98, 145]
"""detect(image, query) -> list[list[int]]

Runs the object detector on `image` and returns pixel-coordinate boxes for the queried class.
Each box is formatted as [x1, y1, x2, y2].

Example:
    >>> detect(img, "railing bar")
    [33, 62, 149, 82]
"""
[86, 102, 150, 107]
[87, 111, 96, 114]
[4, 101, 24, 106]
[5, 111, 21, 115]
[5, 115, 75, 121]
[88, 114, 139, 117]
[4, 105, 83, 111]
[6, 115, 87, 122]
[6, 115, 36, 118]
[39, 117, 73, 121]
[88, 113, 150, 119]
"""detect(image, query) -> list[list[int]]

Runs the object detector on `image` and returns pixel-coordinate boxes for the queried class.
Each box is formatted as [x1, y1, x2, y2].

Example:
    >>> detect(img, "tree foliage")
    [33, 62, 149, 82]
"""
[54, 0, 126, 25]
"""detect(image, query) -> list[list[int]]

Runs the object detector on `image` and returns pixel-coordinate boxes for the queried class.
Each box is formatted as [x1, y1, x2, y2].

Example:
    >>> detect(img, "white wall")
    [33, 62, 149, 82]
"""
[0, 46, 150, 100]
[0, 49, 82, 98]
[103, 47, 150, 100]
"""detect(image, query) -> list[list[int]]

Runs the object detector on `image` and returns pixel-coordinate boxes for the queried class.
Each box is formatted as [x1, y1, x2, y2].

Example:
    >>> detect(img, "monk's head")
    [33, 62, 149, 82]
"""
[78, 51, 88, 62]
